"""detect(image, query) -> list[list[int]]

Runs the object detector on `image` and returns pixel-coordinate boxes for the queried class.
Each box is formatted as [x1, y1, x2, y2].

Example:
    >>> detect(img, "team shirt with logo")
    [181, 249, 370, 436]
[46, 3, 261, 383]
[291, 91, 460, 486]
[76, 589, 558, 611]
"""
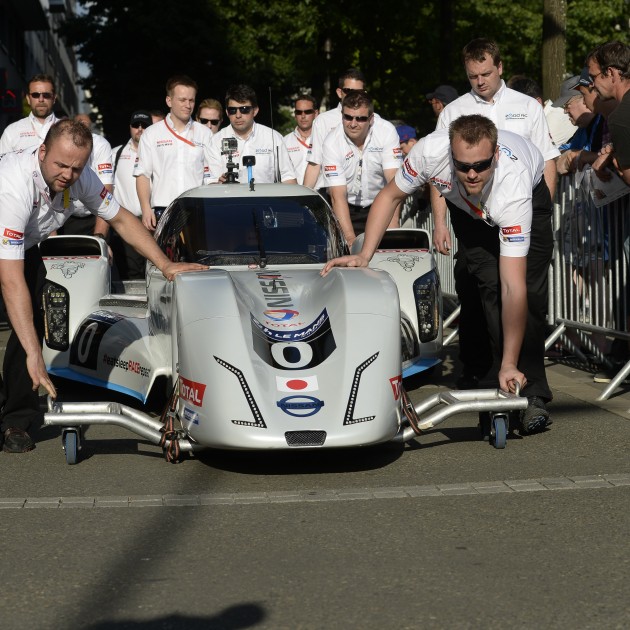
[134, 114, 213, 207]
[395, 129, 544, 257]
[206, 122, 296, 184]
[112, 139, 141, 216]
[0, 149, 120, 258]
[0, 112, 60, 154]
[71, 133, 114, 217]
[437, 81, 560, 162]
[322, 117, 402, 207]
[283, 127, 312, 185]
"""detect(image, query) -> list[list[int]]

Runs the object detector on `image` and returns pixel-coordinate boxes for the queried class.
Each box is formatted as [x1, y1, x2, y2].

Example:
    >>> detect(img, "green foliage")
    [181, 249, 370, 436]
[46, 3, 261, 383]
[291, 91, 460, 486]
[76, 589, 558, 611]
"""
[61, 0, 630, 144]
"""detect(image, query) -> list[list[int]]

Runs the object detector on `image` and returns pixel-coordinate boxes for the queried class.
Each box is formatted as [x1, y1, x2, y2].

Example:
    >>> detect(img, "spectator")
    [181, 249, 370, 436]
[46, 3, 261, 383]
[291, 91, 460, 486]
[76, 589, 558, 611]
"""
[135, 75, 213, 231]
[0, 119, 206, 452]
[150, 110, 165, 124]
[549, 76, 584, 151]
[196, 97, 223, 134]
[321, 91, 402, 245]
[425, 84, 458, 117]
[303, 68, 367, 190]
[206, 84, 296, 184]
[0, 74, 59, 153]
[396, 124, 417, 155]
[323, 115, 554, 434]
[283, 94, 319, 185]
[111, 110, 153, 279]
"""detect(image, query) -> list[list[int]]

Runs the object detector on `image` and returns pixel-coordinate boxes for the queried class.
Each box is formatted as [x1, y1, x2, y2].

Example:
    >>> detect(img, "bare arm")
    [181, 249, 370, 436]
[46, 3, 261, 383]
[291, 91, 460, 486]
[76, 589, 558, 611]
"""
[498, 254, 528, 393]
[430, 186, 452, 255]
[107, 208, 207, 280]
[543, 158, 557, 200]
[321, 178, 407, 275]
[0, 259, 56, 398]
[303, 162, 320, 189]
[135, 175, 155, 231]
[383, 168, 400, 229]
[93, 184, 113, 237]
[329, 185, 355, 245]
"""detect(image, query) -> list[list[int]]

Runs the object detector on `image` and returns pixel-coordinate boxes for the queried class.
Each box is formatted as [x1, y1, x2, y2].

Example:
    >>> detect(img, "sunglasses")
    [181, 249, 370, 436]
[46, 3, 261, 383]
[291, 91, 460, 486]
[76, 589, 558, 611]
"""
[30, 92, 54, 100]
[199, 117, 220, 126]
[226, 106, 253, 115]
[342, 113, 371, 123]
[451, 154, 495, 174]
[131, 122, 150, 129]
[340, 87, 366, 95]
[294, 109, 315, 115]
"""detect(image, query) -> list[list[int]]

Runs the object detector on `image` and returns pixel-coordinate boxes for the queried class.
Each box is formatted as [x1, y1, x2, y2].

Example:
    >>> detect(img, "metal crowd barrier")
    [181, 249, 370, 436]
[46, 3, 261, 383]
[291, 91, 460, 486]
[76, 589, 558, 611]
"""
[401, 173, 630, 400]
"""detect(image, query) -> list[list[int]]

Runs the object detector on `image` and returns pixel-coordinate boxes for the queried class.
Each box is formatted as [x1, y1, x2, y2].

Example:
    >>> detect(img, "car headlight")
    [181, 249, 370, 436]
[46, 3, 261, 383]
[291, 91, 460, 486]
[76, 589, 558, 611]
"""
[413, 269, 441, 343]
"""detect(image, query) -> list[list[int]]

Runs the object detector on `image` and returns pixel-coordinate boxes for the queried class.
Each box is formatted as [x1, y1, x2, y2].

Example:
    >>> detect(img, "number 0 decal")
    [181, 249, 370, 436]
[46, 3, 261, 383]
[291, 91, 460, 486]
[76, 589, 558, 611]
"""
[270, 342, 313, 369]
[76, 322, 98, 364]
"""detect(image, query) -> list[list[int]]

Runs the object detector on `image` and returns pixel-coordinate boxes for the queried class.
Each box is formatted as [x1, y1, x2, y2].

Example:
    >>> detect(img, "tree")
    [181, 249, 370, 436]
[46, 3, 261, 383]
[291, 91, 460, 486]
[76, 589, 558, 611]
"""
[542, 0, 567, 102]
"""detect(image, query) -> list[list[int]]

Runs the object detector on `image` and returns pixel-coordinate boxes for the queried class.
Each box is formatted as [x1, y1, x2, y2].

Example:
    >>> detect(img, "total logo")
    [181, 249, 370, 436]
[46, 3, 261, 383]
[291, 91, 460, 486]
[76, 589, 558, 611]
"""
[389, 375, 402, 401]
[277, 395, 325, 417]
[264, 309, 299, 322]
[179, 376, 206, 408]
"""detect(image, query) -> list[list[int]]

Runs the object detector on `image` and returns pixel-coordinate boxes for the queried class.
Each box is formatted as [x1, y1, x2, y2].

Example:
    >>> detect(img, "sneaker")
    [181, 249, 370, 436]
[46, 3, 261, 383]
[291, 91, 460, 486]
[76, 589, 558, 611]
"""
[520, 397, 550, 435]
[2, 428, 35, 453]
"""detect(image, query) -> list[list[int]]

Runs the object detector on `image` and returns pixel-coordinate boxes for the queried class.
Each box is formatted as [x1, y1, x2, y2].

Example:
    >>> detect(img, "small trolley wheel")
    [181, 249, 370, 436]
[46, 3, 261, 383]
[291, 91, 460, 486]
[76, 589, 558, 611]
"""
[63, 430, 79, 465]
[490, 416, 507, 449]
[478, 412, 490, 441]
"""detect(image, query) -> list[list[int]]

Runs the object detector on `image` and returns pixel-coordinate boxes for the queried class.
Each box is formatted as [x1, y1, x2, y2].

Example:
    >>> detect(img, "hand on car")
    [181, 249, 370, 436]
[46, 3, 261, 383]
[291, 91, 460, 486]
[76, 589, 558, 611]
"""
[161, 261, 209, 281]
[320, 254, 369, 277]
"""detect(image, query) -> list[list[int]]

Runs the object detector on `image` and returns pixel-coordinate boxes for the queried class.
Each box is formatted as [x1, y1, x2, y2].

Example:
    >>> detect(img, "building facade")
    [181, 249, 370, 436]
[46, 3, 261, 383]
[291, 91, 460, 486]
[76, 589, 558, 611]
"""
[0, 0, 80, 132]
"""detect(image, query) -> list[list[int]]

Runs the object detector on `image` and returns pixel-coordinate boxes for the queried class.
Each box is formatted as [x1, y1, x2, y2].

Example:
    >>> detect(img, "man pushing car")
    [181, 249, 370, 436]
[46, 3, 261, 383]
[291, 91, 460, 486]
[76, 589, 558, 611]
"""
[0, 119, 207, 452]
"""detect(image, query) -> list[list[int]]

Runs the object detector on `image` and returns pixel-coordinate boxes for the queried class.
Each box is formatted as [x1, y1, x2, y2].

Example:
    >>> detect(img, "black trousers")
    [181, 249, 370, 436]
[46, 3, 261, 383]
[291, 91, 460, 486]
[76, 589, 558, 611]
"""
[348, 204, 372, 235]
[448, 179, 553, 401]
[0, 247, 47, 432]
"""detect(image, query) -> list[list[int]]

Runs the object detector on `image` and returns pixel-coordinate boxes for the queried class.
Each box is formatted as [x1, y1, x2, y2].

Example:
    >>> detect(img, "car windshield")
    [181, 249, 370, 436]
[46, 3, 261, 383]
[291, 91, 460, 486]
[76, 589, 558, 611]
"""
[157, 194, 345, 266]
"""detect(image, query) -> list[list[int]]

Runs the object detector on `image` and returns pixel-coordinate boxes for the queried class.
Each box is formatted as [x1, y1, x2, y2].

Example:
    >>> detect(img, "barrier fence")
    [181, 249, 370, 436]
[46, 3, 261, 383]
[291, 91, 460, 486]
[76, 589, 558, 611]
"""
[401, 174, 630, 401]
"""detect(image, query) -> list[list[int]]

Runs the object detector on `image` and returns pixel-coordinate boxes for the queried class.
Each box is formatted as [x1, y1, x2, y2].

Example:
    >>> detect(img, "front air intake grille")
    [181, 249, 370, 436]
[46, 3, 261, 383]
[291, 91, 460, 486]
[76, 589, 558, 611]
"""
[285, 431, 327, 447]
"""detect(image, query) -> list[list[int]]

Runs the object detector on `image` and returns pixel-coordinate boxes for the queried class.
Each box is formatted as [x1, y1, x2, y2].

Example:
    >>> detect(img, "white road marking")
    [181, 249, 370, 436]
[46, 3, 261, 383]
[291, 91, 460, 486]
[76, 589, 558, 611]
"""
[0, 474, 628, 509]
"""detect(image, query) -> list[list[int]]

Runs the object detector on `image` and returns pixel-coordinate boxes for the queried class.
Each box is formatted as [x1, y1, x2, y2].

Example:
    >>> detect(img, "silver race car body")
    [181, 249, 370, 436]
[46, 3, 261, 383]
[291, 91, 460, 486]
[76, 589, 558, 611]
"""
[42, 184, 525, 459]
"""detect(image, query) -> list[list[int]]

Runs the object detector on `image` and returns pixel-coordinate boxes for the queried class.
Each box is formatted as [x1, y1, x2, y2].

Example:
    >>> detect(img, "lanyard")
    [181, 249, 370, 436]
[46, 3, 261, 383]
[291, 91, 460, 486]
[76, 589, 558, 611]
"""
[456, 181, 494, 225]
[163, 118, 196, 147]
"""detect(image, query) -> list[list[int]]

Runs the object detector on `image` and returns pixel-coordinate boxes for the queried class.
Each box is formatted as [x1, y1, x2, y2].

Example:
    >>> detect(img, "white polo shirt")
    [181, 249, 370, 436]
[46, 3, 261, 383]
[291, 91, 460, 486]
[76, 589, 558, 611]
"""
[206, 122, 296, 184]
[437, 81, 560, 161]
[308, 104, 342, 166]
[134, 114, 213, 207]
[0, 149, 120, 258]
[0, 112, 60, 154]
[72, 133, 114, 217]
[395, 129, 544, 257]
[322, 117, 402, 207]
[283, 127, 312, 185]
[112, 139, 141, 216]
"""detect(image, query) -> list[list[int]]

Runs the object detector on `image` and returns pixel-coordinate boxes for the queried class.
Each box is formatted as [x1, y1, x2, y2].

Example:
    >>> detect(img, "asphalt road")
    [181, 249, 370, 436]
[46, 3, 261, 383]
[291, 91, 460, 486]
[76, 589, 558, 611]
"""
[0, 324, 629, 630]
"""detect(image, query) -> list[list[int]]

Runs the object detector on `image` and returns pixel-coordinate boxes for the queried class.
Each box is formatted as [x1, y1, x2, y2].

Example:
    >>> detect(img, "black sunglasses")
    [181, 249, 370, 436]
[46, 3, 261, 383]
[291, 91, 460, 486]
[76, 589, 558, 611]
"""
[131, 122, 150, 129]
[340, 87, 366, 95]
[451, 154, 495, 173]
[342, 113, 371, 123]
[226, 106, 253, 115]
[294, 109, 315, 115]
[199, 117, 220, 126]
[30, 92, 54, 100]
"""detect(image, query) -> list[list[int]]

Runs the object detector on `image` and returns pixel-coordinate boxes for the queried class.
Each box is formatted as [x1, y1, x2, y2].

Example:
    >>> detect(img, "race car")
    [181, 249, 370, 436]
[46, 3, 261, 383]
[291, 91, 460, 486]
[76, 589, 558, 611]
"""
[42, 183, 525, 463]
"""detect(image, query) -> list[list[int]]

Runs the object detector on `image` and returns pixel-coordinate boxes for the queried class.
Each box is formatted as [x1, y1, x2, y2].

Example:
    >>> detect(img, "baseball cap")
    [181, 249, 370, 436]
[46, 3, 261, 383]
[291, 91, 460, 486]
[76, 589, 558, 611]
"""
[129, 110, 152, 127]
[396, 124, 417, 143]
[569, 68, 592, 90]
[425, 85, 458, 105]
[552, 76, 582, 107]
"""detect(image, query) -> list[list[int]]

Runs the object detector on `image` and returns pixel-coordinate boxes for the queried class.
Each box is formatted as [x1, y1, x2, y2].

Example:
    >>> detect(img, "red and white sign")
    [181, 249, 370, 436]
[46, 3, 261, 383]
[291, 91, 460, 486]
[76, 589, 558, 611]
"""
[3, 228, 23, 239]
[389, 375, 402, 401]
[179, 376, 206, 407]
[276, 375, 319, 392]
[501, 225, 522, 235]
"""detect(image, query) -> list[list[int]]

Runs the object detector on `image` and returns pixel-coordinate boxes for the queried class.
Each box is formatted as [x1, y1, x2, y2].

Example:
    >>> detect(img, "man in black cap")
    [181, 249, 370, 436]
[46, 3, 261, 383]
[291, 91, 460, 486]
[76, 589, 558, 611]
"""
[110, 111, 153, 278]
[426, 84, 459, 117]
